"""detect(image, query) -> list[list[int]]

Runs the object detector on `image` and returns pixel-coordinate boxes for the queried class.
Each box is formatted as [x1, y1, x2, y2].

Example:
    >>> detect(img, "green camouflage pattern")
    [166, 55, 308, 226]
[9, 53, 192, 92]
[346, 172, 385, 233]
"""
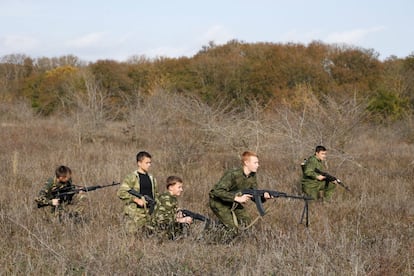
[152, 192, 178, 225]
[117, 170, 158, 234]
[35, 177, 86, 222]
[35, 177, 74, 207]
[151, 192, 188, 240]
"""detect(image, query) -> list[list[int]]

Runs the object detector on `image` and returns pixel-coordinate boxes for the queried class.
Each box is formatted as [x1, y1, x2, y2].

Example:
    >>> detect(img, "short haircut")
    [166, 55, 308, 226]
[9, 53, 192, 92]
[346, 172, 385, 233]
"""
[55, 165, 71, 178]
[136, 151, 152, 162]
[166, 175, 183, 189]
[315, 145, 327, 153]
[241, 151, 258, 164]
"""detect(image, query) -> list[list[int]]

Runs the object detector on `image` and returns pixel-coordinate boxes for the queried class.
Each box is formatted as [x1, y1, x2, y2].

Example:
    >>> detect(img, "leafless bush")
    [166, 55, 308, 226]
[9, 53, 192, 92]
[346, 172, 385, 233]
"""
[0, 100, 35, 123]
[262, 88, 368, 171]
[62, 69, 118, 145]
[0, 99, 412, 275]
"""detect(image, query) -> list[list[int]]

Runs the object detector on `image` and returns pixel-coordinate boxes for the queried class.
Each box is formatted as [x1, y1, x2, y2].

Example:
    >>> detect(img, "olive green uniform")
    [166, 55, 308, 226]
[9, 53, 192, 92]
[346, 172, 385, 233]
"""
[117, 170, 158, 234]
[209, 168, 257, 232]
[301, 155, 336, 200]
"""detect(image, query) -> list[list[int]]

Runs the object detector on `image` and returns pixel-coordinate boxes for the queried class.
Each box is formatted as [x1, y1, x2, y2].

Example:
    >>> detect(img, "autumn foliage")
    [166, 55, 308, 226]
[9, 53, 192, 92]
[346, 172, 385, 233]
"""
[1, 40, 413, 121]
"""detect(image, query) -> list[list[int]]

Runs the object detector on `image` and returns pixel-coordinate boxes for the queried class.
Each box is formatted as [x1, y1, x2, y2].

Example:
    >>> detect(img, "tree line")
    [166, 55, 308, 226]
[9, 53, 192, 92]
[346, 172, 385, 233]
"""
[1, 40, 413, 121]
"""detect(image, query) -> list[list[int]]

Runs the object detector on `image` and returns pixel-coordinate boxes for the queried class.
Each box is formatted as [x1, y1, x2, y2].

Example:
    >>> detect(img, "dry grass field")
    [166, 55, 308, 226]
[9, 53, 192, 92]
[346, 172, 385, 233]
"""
[0, 94, 413, 275]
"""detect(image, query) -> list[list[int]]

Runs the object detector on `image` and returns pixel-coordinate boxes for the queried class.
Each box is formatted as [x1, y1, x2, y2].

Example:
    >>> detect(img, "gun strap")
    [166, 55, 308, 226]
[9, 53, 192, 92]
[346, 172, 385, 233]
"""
[230, 202, 275, 230]
[230, 202, 239, 228]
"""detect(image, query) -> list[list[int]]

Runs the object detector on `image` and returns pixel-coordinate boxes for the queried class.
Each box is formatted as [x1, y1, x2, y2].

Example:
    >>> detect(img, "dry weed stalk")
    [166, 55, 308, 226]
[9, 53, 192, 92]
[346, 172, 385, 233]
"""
[0, 97, 412, 275]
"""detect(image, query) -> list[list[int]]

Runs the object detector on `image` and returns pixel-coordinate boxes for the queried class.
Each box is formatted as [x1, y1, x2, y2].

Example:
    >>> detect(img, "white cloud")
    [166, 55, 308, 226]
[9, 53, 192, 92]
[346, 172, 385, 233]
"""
[142, 46, 195, 58]
[1, 35, 39, 52]
[199, 25, 233, 44]
[281, 29, 323, 42]
[325, 26, 385, 44]
[66, 32, 106, 48]
[137, 25, 235, 59]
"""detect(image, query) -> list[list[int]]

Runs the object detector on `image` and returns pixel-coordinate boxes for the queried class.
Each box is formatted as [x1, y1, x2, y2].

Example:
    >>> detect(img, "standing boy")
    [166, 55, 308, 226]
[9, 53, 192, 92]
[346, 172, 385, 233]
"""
[117, 151, 158, 234]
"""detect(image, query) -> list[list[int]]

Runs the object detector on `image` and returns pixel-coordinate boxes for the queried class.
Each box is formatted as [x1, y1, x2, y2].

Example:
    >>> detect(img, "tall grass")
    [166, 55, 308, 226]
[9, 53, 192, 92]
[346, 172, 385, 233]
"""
[0, 94, 412, 275]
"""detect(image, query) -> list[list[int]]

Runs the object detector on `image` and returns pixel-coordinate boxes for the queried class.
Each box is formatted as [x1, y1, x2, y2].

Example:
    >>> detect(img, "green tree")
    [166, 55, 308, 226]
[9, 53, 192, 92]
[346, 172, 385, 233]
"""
[22, 66, 79, 115]
[367, 89, 409, 122]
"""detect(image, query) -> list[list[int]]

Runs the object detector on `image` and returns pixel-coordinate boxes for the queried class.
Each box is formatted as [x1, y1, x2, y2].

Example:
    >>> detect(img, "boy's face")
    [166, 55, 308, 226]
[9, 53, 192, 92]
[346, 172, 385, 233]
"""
[137, 157, 152, 173]
[244, 156, 259, 173]
[169, 182, 184, 197]
[315, 151, 327, 161]
[57, 175, 70, 183]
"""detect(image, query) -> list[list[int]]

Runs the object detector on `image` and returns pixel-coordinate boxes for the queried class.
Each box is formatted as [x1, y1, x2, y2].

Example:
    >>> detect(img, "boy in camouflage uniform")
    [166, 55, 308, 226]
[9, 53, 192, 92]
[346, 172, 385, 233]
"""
[117, 151, 158, 235]
[301, 145, 336, 201]
[152, 176, 193, 240]
[35, 165, 86, 222]
[209, 151, 271, 235]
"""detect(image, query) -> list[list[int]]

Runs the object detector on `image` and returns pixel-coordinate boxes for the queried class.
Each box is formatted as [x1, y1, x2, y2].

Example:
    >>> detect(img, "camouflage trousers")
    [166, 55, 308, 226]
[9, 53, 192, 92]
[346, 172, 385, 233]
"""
[122, 205, 152, 235]
[152, 222, 189, 241]
[40, 193, 88, 223]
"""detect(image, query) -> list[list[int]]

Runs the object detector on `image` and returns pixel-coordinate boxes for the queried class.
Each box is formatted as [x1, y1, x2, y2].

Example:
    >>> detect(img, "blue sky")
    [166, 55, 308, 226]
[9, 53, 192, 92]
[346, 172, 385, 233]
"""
[0, 0, 412, 62]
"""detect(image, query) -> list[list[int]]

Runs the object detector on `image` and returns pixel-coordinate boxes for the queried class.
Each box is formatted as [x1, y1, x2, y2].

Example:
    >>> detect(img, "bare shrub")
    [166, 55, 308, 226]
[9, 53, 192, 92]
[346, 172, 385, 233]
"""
[263, 87, 368, 171]
[62, 69, 118, 145]
[0, 100, 35, 123]
[0, 100, 412, 275]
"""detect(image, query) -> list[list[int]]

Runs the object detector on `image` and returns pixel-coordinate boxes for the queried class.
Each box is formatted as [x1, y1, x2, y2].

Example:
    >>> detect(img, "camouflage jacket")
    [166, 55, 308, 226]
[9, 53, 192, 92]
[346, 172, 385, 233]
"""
[152, 192, 178, 226]
[35, 177, 75, 208]
[209, 167, 258, 204]
[117, 170, 158, 213]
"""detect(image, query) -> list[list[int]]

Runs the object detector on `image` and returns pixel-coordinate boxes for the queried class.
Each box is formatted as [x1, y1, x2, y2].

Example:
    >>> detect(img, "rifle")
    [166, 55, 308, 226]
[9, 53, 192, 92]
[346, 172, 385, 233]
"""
[55, 181, 121, 196]
[127, 189, 156, 214]
[315, 168, 351, 193]
[241, 189, 313, 227]
[180, 209, 213, 229]
[38, 181, 121, 208]
[180, 209, 210, 222]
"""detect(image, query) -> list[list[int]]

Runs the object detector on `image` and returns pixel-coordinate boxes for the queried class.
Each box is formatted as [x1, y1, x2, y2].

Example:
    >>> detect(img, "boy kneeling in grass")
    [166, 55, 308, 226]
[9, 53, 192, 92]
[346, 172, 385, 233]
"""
[152, 176, 193, 240]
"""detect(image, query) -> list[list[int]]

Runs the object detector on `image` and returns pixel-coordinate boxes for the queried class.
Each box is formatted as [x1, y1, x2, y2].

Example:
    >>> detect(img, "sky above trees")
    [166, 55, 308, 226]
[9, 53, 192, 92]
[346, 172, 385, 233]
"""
[0, 0, 412, 62]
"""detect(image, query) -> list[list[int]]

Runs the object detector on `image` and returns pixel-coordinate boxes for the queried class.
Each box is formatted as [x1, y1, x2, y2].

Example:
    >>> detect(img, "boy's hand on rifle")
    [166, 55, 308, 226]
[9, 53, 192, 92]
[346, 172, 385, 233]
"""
[234, 194, 252, 204]
[264, 192, 272, 199]
[316, 175, 325, 181]
[133, 197, 146, 207]
[176, 211, 193, 224]
[178, 216, 193, 224]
